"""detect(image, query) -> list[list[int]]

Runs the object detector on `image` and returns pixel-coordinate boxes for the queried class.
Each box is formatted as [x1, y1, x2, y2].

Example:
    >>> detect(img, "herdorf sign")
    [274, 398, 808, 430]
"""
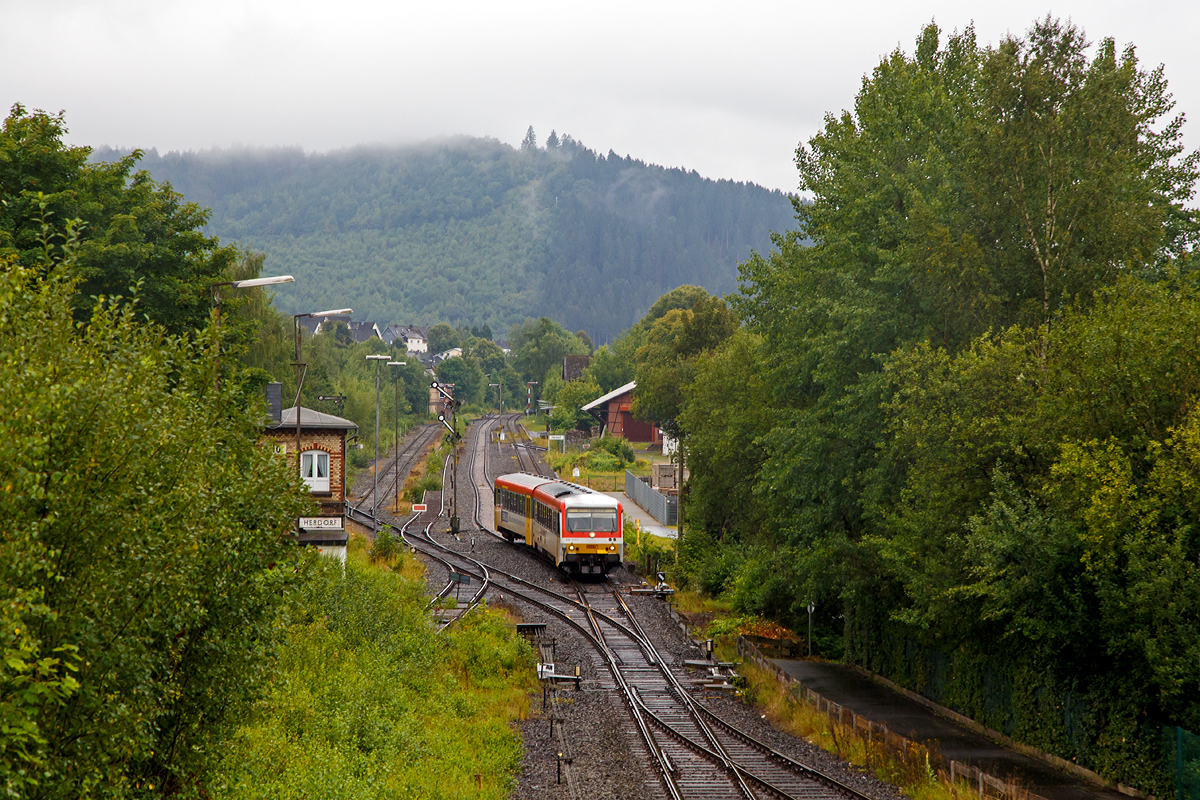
[412, 504, 428, 513]
[299, 516, 344, 531]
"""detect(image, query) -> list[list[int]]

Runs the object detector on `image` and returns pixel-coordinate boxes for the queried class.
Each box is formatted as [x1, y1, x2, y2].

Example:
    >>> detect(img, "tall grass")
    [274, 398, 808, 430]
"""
[740, 660, 974, 800]
[208, 544, 536, 798]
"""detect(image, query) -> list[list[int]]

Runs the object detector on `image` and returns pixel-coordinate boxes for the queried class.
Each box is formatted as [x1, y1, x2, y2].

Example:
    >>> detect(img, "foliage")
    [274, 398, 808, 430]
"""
[427, 322, 460, 354]
[105, 136, 796, 343]
[1, 105, 238, 336]
[509, 316, 588, 389]
[671, 17, 1200, 793]
[549, 376, 601, 431]
[623, 523, 674, 577]
[632, 292, 736, 438]
[209, 555, 535, 799]
[0, 252, 308, 795]
[369, 526, 400, 563]
[435, 354, 486, 407]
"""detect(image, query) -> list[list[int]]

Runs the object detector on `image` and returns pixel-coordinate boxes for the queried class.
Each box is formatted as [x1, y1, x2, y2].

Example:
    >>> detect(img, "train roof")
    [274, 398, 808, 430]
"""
[494, 472, 556, 492]
[495, 473, 622, 510]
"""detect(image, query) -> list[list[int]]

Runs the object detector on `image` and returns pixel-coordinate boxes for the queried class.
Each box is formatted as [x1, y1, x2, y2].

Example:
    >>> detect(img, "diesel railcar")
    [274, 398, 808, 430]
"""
[494, 472, 623, 575]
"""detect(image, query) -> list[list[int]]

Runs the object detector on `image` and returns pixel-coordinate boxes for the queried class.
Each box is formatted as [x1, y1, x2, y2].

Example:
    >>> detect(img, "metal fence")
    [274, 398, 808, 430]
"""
[624, 470, 677, 525]
[1164, 725, 1200, 800]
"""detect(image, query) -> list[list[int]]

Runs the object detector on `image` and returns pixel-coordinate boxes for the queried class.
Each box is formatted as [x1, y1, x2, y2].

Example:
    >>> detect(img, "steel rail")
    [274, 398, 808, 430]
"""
[406, 416, 874, 800]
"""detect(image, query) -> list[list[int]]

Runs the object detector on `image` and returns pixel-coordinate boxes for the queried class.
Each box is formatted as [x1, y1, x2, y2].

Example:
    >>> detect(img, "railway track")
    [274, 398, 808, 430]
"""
[498, 412, 553, 477]
[346, 416, 876, 799]
[349, 422, 442, 522]
[379, 413, 875, 800]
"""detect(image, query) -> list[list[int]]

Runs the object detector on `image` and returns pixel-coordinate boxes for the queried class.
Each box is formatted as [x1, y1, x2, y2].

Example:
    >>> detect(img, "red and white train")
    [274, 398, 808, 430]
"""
[493, 472, 624, 575]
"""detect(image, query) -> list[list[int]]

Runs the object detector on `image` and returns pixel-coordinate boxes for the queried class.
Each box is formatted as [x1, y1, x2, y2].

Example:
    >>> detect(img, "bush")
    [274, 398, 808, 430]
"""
[369, 527, 399, 563]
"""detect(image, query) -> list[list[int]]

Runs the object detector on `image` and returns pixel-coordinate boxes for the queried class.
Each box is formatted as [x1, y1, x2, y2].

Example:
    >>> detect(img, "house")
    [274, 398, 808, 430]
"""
[349, 321, 382, 343]
[383, 325, 429, 353]
[580, 381, 662, 444]
[261, 384, 358, 561]
[430, 382, 455, 417]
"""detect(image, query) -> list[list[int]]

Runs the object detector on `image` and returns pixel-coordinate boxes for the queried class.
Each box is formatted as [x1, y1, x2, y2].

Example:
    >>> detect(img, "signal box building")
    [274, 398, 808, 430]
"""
[262, 392, 357, 558]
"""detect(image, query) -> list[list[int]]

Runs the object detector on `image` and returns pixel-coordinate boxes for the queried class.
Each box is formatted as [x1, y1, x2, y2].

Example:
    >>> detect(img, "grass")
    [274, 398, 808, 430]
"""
[207, 535, 537, 799]
[671, 588, 732, 617]
[739, 659, 978, 800]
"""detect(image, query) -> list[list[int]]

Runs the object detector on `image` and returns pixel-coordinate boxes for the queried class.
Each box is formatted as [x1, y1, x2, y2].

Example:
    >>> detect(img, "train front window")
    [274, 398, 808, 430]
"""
[566, 509, 618, 533]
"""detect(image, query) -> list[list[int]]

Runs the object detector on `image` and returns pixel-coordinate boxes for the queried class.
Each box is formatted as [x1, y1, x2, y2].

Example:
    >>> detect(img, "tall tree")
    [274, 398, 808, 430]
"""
[521, 125, 538, 152]
[0, 105, 238, 336]
[0, 251, 307, 795]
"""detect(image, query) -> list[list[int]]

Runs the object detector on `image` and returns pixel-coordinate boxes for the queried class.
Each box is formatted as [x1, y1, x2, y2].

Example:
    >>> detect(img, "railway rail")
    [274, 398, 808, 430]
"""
[344, 412, 876, 799]
[378, 412, 872, 800]
[349, 422, 442, 521]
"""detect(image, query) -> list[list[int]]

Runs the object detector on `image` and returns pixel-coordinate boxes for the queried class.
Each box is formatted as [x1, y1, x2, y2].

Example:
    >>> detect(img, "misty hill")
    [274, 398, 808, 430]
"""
[94, 134, 795, 341]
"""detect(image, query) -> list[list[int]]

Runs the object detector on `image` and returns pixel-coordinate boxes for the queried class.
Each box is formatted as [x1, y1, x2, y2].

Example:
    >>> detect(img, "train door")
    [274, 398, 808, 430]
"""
[524, 495, 533, 545]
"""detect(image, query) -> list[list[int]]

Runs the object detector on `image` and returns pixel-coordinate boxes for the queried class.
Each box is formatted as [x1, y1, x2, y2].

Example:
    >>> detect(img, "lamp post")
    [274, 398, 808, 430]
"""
[293, 308, 352, 481]
[388, 361, 406, 512]
[366, 354, 391, 524]
[209, 275, 294, 388]
[489, 383, 499, 416]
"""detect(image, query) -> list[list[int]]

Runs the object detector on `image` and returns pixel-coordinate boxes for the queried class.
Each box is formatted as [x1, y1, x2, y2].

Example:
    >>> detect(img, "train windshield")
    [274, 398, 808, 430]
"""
[566, 509, 619, 533]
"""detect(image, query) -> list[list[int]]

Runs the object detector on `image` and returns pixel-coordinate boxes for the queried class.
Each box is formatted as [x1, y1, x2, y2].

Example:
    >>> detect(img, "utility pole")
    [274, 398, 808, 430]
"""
[388, 361, 405, 512]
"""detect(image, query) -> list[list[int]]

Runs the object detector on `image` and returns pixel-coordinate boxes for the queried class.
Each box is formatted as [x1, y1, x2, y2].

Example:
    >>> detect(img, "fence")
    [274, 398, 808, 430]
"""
[624, 470, 677, 525]
[737, 635, 1052, 800]
[1164, 725, 1200, 800]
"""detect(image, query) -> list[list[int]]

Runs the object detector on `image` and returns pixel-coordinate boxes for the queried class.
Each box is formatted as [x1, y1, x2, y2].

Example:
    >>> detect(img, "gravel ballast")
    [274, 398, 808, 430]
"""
[389, 418, 908, 800]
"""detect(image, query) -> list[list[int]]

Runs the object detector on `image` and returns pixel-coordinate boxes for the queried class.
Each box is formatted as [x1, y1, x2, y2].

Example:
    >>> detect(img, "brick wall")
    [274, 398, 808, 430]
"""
[260, 428, 346, 504]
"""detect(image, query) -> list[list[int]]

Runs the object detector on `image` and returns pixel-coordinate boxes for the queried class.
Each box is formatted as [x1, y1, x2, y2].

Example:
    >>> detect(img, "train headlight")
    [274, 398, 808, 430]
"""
[607, 545, 616, 552]
[568, 545, 576, 552]
[589, 532, 595, 538]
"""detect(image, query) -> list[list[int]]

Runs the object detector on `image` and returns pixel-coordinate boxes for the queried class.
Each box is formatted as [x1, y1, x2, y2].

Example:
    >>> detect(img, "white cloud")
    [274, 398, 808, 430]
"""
[2, 0, 1197, 191]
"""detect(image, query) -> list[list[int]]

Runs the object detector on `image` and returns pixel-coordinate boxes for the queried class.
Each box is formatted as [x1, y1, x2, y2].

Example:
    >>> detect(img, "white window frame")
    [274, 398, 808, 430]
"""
[300, 449, 330, 492]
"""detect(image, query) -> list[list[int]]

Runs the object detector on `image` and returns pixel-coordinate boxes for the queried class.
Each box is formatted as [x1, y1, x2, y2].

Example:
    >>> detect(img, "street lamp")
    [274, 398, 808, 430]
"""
[293, 308, 352, 480]
[366, 354, 391, 523]
[489, 383, 500, 416]
[209, 274, 294, 388]
[388, 361, 406, 513]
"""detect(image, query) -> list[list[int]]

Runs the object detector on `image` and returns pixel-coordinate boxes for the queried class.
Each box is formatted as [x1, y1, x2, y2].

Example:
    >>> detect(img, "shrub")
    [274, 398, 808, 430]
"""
[369, 527, 399, 563]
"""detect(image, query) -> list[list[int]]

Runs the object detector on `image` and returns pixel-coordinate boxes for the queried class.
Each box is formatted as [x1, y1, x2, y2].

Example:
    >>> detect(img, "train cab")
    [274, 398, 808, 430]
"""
[494, 472, 624, 575]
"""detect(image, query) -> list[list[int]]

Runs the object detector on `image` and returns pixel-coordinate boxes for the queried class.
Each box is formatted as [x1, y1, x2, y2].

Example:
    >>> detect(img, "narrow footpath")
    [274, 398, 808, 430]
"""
[770, 659, 1129, 800]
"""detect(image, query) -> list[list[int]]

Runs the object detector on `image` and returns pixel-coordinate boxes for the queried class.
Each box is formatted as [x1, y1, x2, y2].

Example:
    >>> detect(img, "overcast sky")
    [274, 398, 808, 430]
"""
[3, 0, 1198, 193]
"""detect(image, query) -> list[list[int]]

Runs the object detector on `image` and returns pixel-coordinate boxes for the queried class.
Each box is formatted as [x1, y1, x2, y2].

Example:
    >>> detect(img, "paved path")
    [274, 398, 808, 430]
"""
[602, 491, 676, 539]
[771, 660, 1126, 800]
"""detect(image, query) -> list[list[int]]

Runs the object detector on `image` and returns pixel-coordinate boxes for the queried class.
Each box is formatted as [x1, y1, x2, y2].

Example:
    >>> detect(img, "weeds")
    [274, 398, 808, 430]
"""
[208, 541, 536, 799]
[739, 660, 973, 800]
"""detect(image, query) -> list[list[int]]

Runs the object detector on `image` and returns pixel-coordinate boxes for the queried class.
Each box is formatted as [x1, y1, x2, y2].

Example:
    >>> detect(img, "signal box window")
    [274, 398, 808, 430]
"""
[301, 450, 330, 492]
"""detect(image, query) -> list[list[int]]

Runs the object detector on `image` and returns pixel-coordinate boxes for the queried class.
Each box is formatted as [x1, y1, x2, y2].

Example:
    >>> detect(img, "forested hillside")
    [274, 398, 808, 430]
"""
[94, 133, 794, 341]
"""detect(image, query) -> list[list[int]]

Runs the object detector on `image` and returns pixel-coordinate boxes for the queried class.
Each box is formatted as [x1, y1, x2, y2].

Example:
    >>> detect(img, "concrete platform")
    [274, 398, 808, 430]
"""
[771, 659, 1127, 800]
[603, 492, 676, 540]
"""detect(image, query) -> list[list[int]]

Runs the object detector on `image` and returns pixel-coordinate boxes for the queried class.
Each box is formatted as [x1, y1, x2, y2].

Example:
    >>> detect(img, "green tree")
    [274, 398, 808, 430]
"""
[0, 253, 308, 795]
[509, 316, 588, 387]
[435, 356, 486, 407]
[427, 322, 460, 354]
[632, 294, 736, 439]
[0, 105, 238, 336]
[551, 377, 602, 431]
[472, 338, 508, 376]
[521, 126, 538, 152]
